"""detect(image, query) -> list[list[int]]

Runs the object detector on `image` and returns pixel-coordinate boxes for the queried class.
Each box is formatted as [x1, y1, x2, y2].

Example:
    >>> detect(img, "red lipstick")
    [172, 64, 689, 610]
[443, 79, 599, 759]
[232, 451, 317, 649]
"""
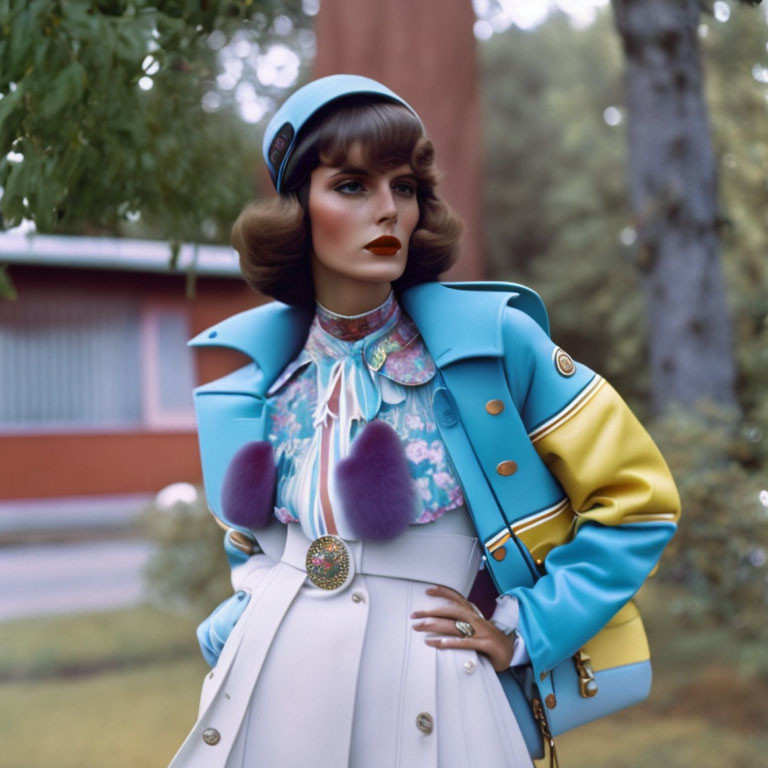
[364, 235, 402, 256]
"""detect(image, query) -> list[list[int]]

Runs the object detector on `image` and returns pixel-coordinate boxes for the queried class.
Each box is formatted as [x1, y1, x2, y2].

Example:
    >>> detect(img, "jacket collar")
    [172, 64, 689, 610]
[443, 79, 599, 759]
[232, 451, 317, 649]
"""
[401, 281, 549, 366]
[188, 282, 548, 396]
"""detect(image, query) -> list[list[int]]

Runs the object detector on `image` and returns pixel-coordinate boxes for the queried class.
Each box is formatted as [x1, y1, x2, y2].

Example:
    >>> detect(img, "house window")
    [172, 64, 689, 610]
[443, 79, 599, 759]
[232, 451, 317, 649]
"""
[141, 308, 197, 428]
[0, 290, 195, 432]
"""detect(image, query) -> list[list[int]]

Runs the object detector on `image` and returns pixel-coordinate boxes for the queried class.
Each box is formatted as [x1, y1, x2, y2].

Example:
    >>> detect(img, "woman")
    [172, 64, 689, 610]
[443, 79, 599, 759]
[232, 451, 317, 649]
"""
[170, 75, 680, 768]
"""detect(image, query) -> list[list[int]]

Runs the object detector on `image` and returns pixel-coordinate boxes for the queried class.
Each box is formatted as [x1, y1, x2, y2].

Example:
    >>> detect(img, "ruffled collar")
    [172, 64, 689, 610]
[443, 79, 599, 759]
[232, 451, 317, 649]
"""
[267, 293, 435, 397]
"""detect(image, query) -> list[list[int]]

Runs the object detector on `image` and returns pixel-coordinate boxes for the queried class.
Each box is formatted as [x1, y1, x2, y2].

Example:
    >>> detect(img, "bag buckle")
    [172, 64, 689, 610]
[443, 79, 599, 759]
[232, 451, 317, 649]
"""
[574, 650, 598, 698]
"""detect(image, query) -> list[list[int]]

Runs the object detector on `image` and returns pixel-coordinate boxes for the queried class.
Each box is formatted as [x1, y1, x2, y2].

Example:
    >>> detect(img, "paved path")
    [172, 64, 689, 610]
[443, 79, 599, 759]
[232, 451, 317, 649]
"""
[0, 539, 154, 621]
[0, 494, 151, 535]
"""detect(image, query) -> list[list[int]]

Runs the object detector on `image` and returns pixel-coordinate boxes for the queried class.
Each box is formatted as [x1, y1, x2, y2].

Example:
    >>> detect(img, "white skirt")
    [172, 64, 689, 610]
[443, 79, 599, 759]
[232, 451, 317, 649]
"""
[170, 510, 532, 768]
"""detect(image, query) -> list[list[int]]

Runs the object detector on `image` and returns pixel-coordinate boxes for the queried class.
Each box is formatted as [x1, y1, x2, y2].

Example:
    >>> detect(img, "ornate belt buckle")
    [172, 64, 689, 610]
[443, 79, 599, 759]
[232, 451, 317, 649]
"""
[305, 535, 354, 592]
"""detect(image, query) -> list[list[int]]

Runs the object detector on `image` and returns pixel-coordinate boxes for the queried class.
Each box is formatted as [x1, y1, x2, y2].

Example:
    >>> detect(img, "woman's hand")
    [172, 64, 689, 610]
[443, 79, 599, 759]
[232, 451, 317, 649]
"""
[411, 585, 516, 672]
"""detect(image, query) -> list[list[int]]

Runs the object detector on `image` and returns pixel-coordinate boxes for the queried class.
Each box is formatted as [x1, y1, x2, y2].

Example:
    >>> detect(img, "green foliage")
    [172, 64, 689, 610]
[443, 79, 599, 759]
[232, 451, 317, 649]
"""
[0, 263, 16, 299]
[481, 11, 649, 410]
[0, 0, 309, 245]
[140, 487, 232, 618]
[701, 3, 768, 420]
[651, 7, 768, 640]
[650, 404, 768, 640]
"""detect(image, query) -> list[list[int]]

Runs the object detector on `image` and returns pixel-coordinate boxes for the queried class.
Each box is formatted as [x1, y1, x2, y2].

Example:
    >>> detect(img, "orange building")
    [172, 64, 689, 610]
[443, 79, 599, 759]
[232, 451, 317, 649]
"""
[0, 233, 259, 506]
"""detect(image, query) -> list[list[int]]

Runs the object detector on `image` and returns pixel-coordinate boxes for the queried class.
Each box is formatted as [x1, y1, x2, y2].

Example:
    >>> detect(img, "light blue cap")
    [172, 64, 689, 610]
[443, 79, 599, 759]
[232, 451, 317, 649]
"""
[262, 74, 422, 193]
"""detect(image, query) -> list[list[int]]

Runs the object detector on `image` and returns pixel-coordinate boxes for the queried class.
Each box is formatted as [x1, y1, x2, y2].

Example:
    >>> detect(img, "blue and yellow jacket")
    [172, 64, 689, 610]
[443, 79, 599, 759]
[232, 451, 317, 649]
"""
[190, 281, 680, 684]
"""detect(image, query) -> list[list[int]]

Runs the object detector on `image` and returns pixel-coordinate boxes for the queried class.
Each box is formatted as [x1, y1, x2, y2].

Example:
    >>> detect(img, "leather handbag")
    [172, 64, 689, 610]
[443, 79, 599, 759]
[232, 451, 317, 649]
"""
[496, 566, 653, 760]
[431, 379, 654, 762]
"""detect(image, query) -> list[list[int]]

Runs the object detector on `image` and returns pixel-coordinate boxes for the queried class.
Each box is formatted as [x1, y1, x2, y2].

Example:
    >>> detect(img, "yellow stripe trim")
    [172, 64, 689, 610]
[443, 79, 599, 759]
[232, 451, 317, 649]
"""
[484, 498, 570, 553]
[529, 376, 605, 443]
[621, 512, 678, 523]
[485, 530, 511, 553]
[514, 498, 570, 536]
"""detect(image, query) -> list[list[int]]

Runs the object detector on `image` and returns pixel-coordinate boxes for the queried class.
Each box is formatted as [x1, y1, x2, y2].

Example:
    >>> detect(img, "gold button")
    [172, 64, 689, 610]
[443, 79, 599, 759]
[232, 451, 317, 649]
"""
[492, 548, 507, 562]
[463, 660, 476, 674]
[416, 712, 434, 735]
[496, 460, 518, 476]
[545, 694, 557, 709]
[485, 399, 505, 415]
[202, 728, 221, 745]
[540, 672, 547, 682]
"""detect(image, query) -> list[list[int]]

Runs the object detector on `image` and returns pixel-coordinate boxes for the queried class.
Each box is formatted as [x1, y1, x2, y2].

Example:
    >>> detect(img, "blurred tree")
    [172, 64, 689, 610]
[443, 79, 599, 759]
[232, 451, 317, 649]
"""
[701, 5, 768, 426]
[0, 0, 312, 295]
[481, 4, 768, 642]
[482, 12, 648, 407]
[610, 0, 762, 412]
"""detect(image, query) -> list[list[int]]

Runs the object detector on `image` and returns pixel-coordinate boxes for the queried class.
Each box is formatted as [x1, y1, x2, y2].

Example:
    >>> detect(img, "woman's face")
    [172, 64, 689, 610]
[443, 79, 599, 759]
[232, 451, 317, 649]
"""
[307, 142, 420, 297]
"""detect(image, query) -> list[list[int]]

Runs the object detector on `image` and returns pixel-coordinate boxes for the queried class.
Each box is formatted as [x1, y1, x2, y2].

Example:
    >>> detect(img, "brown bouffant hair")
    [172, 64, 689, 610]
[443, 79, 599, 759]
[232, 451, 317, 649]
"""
[232, 97, 463, 307]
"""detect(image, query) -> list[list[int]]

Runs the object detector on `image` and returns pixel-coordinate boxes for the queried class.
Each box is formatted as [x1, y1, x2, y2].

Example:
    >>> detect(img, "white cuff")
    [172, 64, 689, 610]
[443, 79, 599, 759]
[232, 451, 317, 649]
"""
[490, 594, 530, 668]
[490, 594, 519, 633]
[509, 634, 529, 667]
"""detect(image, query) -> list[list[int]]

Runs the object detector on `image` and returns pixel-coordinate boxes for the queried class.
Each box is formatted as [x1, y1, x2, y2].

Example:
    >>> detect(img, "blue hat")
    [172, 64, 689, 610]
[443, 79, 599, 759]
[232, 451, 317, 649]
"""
[262, 74, 422, 193]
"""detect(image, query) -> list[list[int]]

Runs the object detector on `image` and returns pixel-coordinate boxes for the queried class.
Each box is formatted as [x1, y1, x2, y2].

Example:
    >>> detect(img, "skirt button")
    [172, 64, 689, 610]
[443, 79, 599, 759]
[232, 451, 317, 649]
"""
[415, 712, 434, 735]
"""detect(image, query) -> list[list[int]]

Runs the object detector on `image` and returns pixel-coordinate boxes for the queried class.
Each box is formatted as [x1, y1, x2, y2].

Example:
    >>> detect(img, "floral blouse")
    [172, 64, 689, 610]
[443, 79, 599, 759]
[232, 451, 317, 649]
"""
[266, 291, 465, 541]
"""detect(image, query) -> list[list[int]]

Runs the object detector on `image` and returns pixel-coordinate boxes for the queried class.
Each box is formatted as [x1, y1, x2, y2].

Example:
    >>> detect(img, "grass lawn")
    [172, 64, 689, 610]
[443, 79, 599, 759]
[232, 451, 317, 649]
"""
[0, 605, 200, 680]
[1, 657, 205, 768]
[1, 591, 766, 768]
[0, 605, 206, 768]
[553, 709, 768, 768]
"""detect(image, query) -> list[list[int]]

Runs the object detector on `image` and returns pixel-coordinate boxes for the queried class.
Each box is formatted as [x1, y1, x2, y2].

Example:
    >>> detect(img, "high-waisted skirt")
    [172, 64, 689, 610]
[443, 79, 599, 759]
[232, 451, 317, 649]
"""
[169, 508, 532, 768]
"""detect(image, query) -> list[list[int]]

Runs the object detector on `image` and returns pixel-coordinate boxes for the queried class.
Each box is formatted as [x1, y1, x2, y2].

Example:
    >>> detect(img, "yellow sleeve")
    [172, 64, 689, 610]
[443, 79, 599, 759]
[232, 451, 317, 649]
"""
[533, 377, 681, 531]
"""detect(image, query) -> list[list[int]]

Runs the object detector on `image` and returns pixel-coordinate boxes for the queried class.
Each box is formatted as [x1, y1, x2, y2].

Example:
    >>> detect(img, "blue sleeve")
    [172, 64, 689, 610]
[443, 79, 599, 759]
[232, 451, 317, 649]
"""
[196, 589, 251, 667]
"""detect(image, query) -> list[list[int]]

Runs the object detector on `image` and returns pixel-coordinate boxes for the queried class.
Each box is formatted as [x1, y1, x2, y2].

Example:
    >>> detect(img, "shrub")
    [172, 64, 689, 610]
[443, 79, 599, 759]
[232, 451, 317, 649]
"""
[140, 484, 231, 618]
[650, 403, 768, 640]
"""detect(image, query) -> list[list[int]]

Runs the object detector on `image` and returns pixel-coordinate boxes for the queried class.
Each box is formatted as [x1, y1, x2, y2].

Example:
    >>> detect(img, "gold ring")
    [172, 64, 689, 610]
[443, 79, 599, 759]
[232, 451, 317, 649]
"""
[455, 620, 475, 638]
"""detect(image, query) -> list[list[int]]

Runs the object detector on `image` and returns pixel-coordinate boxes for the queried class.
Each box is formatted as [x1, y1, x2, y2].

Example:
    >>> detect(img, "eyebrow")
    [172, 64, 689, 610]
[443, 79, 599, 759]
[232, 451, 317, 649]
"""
[328, 166, 371, 178]
[327, 166, 417, 180]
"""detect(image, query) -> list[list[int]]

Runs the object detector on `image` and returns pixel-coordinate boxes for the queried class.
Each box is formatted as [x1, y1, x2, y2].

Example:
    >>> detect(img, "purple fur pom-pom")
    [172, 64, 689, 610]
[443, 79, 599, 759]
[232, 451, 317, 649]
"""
[220, 441, 276, 529]
[336, 421, 415, 541]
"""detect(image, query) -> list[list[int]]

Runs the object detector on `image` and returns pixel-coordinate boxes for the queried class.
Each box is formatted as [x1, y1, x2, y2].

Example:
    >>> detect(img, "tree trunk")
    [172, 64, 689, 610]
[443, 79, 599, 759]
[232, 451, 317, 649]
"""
[611, 0, 737, 412]
[313, 0, 484, 281]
